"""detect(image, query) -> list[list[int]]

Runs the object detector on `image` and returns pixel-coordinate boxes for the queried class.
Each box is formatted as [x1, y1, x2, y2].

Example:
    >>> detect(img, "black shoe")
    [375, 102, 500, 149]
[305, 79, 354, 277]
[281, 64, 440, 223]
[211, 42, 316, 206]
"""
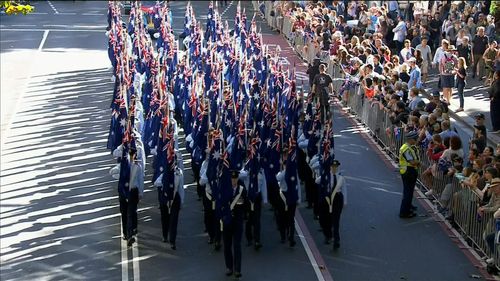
[234, 272, 242, 278]
[225, 269, 233, 276]
[162, 238, 168, 243]
[399, 212, 417, 219]
[289, 240, 296, 247]
[254, 242, 262, 250]
[333, 242, 340, 250]
[214, 242, 221, 251]
[170, 243, 176, 250]
[127, 236, 136, 247]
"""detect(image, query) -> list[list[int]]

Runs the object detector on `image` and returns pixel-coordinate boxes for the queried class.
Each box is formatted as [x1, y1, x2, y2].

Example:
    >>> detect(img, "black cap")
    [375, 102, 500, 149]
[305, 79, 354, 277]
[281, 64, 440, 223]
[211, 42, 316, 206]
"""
[474, 113, 485, 119]
[432, 90, 440, 97]
[405, 131, 419, 140]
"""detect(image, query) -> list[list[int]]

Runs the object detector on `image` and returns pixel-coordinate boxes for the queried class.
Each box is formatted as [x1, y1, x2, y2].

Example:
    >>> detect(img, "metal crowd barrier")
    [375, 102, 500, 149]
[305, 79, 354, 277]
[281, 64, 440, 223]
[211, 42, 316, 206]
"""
[262, 7, 500, 270]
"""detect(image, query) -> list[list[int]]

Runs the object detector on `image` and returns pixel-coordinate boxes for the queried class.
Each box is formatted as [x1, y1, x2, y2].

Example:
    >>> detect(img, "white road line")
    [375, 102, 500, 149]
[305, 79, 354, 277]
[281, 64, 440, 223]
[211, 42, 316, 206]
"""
[120, 221, 129, 281]
[0, 29, 47, 152]
[47, 0, 59, 14]
[221, 1, 234, 16]
[132, 236, 140, 281]
[0, 28, 104, 32]
[38, 30, 49, 51]
[11, 24, 37, 27]
[295, 218, 325, 281]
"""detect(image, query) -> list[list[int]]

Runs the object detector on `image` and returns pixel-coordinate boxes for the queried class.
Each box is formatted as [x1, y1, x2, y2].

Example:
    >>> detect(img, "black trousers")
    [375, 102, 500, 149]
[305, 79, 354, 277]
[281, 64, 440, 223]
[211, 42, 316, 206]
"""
[160, 193, 181, 244]
[267, 180, 280, 209]
[319, 193, 344, 242]
[491, 101, 500, 131]
[276, 198, 297, 242]
[223, 216, 243, 273]
[312, 183, 320, 218]
[400, 168, 418, 215]
[203, 192, 221, 244]
[245, 193, 262, 243]
[297, 149, 314, 208]
[191, 161, 202, 200]
[119, 188, 139, 239]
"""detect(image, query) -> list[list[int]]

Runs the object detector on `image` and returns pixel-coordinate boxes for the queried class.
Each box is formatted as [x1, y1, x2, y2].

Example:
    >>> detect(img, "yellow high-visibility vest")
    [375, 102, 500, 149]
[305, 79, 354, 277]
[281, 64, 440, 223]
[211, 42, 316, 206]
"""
[399, 143, 419, 174]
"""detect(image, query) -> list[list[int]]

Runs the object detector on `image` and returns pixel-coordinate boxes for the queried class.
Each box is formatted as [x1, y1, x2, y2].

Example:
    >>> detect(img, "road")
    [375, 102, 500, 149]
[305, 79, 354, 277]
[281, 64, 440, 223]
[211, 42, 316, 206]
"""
[0, 1, 488, 280]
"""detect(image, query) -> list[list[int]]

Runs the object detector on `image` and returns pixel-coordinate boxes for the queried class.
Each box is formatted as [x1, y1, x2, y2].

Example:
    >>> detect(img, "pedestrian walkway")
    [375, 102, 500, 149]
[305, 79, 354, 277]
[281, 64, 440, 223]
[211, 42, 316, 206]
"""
[421, 69, 499, 146]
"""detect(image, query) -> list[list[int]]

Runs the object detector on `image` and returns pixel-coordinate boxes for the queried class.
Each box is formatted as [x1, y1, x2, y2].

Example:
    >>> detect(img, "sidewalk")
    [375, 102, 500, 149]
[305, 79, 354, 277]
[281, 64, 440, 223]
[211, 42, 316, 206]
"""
[421, 70, 499, 147]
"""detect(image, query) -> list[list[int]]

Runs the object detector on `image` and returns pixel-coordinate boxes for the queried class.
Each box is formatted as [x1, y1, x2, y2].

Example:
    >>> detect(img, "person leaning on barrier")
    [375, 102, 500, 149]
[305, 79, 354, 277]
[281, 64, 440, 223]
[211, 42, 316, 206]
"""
[399, 131, 421, 219]
[478, 178, 500, 222]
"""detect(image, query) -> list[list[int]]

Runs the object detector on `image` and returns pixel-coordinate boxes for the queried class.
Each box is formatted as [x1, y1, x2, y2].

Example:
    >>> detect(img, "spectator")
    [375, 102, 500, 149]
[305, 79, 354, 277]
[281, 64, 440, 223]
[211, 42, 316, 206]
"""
[455, 57, 467, 112]
[439, 120, 459, 142]
[464, 16, 477, 40]
[485, 15, 496, 40]
[400, 39, 414, 63]
[489, 70, 500, 133]
[390, 101, 409, 126]
[446, 21, 461, 46]
[466, 148, 480, 168]
[421, 134, 446, 187]
[416, 37, 432, 83]
[425, 90, 449, 117]
[471, 113, 488, 153]
[408, 87, 425, 111]
[439, 44, 458, 105]
[392, 15, 407, 51]
[457, 36, 473, 76]
[483, 40, 498, 86]
[429, 12, 443, 50]
[472, 26, 489, 80]
[407, 57, 421, 90]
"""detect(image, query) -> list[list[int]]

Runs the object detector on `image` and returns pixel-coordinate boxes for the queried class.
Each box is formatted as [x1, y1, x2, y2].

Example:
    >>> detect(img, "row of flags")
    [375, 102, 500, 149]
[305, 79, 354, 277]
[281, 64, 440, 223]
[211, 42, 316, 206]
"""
[106, 0, 336, 211]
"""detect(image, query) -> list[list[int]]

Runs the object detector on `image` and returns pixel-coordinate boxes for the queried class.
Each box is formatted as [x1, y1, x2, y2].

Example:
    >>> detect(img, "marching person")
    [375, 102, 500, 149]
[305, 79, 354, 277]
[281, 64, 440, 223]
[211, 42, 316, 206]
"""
[154, 151, 185, 250]
[276, 144, 300, 247]
[221, 170, 247, 278]
[241, 137, 267, 250]
[399, 131, 420, 218]
[114, 136, 145, 247]
[316, 160, 345, 250]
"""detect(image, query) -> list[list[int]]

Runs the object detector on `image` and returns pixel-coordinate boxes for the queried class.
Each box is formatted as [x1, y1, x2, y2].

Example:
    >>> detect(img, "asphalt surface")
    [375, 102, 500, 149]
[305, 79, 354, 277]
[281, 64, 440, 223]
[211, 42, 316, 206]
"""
[0, 1, 487, 281]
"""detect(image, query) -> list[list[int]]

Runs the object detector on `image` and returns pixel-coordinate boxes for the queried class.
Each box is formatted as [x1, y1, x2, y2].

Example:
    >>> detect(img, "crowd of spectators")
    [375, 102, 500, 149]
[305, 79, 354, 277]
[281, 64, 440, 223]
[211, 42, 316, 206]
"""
[266, 0, 500, 263]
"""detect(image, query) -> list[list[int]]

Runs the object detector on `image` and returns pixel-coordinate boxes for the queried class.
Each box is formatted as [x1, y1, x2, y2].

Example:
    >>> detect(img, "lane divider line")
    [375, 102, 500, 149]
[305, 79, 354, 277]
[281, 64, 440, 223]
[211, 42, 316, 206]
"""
[296, 211, 334, 281]
[120, 220, 129, 281]
[47, 0, 59, 14]
[38, 29, 49, 52]
[132, 236, 140, 281]
[1, 29, 48, 149]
